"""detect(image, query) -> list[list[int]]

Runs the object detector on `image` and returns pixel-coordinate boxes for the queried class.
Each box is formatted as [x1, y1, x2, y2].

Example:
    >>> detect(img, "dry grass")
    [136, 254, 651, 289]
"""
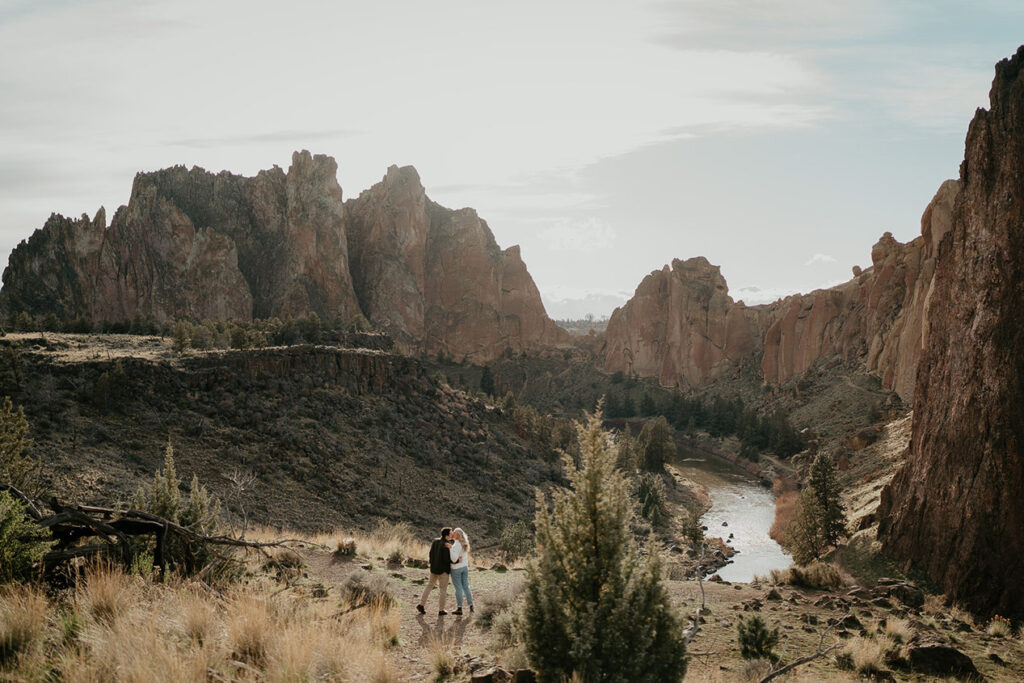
[250, 520, 430, 566]
[769, 561, 843, 590]
[1, 562, 403, 682]
[428, 631, 457, 681]
[987, 615, 1012, 638]
[839, 636, 886, 674]
[883, 616, 914, 644]
[0, 585, 49, 669]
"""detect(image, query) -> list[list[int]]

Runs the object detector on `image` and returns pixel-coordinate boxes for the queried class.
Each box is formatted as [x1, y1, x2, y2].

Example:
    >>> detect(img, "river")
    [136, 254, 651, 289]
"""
[675, 453, 792, 583]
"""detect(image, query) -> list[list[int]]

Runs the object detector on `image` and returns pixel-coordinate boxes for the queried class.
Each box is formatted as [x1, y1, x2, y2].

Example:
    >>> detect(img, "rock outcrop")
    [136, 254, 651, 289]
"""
[762, 179, 958, 403]
[1, 154, 566, 362]
[600, 180, 958, 403]
[878, 46, 1024, 619]
[598, 257, 762, 388]
[345, 166, 569, 361]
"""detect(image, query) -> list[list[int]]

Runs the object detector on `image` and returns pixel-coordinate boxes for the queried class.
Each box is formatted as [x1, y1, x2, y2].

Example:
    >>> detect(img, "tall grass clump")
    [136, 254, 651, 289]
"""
[769, 561, 842, 590]
[0, 585, 48, 669]
[987, 615, 1012, 638]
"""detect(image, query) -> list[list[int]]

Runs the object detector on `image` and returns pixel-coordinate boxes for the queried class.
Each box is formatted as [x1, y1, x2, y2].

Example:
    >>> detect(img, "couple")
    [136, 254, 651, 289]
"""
[416, 527, 473, 616]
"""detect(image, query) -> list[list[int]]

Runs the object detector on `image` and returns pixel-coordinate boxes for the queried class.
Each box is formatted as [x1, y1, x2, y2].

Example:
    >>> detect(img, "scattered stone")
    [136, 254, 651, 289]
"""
[708, 573, 724, 583]
[733, 584, 743, 590]
[722, 521, 728, 527]
[871, 597, 892, 608]
[472, 669, 512, 683]
[988, 652, 1007, 666]
[490, 564, 508, 572]
[511, 670, 537, 683]
[765, 588, 782, 601]
[360, 564, 373, 571]
[887, 583, 925, 609]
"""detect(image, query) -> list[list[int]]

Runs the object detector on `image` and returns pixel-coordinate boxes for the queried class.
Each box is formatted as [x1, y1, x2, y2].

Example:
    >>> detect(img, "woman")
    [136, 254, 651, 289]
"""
[449, 527, 474, 615]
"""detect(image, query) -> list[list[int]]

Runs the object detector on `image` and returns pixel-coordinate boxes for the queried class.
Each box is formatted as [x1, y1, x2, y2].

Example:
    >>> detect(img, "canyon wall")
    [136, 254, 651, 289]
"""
[0, 154, 567, 363]
[599, 182, 957, 403]
[878, 46, 1024, 619]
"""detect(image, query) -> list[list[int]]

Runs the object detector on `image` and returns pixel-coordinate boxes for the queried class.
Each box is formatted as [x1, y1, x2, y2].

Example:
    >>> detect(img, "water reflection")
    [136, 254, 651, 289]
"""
[675, 456, 792, 583]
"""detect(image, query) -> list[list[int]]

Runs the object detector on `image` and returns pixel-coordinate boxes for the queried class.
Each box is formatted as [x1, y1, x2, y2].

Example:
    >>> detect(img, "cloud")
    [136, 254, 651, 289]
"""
[804, 253, 837, 266]
[732, 285, 801, 305]
[538, 217, 616, 252]
[165, 129, 360, 149]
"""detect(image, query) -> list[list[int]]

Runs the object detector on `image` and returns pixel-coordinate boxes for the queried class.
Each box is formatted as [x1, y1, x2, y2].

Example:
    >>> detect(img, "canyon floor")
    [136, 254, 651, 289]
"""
[290, 541, 1024, 682]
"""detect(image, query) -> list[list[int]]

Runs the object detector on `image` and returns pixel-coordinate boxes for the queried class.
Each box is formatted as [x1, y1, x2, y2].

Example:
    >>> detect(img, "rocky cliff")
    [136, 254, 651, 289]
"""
[600, 182, 957, 403]
[761, 179, 958, 403]
[1, 154, 566, 362]
[599, 257, 762, 388]
[345, 166, 569, 361]
[878, 47, 1024, 619]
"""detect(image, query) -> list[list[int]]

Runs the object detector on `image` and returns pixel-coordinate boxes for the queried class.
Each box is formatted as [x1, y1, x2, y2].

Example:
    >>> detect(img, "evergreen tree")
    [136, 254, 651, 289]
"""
[171, 320, 191, 353]
[0, 491, 53, 583]
[0, 397, 34, 494]
[522, 411, 688, 682]
[785, 489, 827, 565]
[737, 615, 780, 663]
[638, 416, 676, 472]
[808, 452, 846, 546]
[480, 366, 495, 396]
[621, 393, 636, 418]
[639, 392, 657, 417]
[615, 427, 640, 473]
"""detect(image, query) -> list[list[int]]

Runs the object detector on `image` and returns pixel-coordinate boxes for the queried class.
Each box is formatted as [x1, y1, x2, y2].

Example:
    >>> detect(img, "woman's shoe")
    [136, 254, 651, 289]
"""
[453, 607, 463, 615]
[469, 604, 474, 613]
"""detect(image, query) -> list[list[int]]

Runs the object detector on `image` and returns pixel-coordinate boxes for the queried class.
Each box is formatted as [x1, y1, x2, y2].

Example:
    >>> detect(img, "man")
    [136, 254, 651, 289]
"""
[416, 527, 453, 615]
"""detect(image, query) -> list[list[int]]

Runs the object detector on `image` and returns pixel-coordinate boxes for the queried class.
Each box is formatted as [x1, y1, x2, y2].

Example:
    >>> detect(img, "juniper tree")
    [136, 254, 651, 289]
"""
[808, 452, 846, 546]
[0, 490, 53, 583]
[0, 397, 35, 494]
[638, 416, 676, 472]
[522, 410, 688, 682]
[785, 488, 828, 565]
[737, 615, 780, 663]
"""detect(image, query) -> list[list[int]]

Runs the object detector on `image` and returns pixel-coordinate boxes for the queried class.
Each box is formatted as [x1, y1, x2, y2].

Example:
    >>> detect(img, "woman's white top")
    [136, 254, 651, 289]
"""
[450, 540, 468, 569]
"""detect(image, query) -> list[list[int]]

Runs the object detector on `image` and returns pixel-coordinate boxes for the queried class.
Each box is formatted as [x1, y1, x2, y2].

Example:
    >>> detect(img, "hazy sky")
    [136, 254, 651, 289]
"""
[1, 1, 1021, 318]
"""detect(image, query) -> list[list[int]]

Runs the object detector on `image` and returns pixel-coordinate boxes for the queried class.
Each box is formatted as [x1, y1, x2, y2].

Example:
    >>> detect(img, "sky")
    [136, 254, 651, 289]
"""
[1, 0, 1022, 319]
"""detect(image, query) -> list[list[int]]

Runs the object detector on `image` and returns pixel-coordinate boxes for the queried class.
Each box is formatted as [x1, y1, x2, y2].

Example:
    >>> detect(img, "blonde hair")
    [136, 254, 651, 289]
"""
[453, 527, 471, 553]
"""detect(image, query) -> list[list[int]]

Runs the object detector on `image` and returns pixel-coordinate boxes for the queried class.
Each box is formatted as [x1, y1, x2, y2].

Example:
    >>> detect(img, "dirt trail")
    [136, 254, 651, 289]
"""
[298, 547, 513, 680]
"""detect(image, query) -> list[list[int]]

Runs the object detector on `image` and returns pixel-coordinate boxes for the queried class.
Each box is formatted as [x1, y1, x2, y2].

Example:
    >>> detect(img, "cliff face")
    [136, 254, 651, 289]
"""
[598, 257, 762, 389]
[878, 47, 1024, 619]
[1, 154, 566, 362]
[600, 181, 958, 403]
[344, 167, 569, 362]
[762, 179, 958, 403]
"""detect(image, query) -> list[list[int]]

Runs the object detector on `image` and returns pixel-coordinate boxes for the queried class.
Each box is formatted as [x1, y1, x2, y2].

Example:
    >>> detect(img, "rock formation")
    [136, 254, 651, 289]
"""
[599, 257, 762, 388]
[1, 153, 567, 362]
[761, 179, 958, 403]
[600, 180, 958, 403]
[345, 166, 569, 361]
[878, 46, 1024, 619]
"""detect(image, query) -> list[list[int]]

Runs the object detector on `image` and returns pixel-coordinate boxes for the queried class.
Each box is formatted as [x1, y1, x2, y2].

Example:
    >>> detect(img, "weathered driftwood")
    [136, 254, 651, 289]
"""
[3, 482, 322, 578]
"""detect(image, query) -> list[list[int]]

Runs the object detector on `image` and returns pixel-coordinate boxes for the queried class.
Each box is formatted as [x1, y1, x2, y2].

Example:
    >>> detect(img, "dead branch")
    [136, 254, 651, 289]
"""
[683, 541, 708, 647]
[758, 611, 850, 683]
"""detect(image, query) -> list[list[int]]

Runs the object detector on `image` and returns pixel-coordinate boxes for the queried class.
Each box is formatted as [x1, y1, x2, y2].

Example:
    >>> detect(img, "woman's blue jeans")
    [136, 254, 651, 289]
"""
[451, 566, 473, 607]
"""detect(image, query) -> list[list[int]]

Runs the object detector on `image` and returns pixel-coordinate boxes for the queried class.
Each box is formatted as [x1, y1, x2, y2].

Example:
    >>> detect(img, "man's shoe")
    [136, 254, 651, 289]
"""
[453, 607, 463, 615]
[416, 604, 425, 614]
[438, 610, 448, 616]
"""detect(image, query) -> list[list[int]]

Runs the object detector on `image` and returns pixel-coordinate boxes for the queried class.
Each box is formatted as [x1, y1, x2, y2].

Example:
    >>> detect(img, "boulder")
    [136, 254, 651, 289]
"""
[904, 641, 978, 678]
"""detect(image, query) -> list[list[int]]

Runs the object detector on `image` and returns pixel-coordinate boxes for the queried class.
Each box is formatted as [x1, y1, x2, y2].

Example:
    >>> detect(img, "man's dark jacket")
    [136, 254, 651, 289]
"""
[429, 538, 451, 575]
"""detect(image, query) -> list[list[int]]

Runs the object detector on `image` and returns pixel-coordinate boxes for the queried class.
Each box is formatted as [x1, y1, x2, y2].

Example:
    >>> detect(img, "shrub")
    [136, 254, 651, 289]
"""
[0, 398, 35, 494]
[0, 491, 52, 584]
[339, 572, 396, 610]
[884, 617, 914, 644]
[499, 520, 533, 560]
[476, 578, 525, 630]
[737, 615, 780, 663]
[769, 561, 842, 590]
[637, 416, 676, 472]
[636, 473, 668, 528]
[522, 410, 687, 682]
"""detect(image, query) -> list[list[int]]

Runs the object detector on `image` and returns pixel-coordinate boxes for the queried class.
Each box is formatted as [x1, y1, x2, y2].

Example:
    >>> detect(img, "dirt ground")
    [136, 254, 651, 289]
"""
[294, 545, 1024, 682]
